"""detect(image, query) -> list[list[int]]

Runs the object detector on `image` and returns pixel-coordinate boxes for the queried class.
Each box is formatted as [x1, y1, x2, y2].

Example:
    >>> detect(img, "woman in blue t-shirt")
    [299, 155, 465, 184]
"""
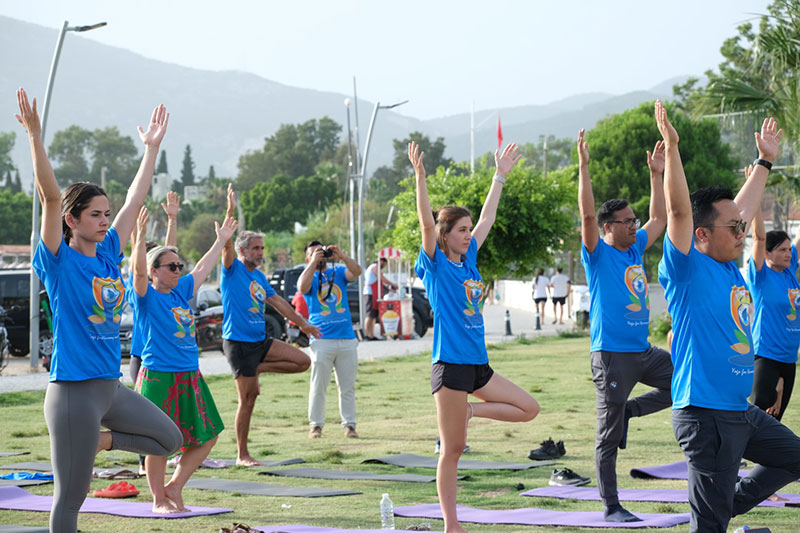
[747, 167, 800, 421]
[16, 89, 182, 533]
[131, 207, 236, 513]
[409, 141, 540, 533]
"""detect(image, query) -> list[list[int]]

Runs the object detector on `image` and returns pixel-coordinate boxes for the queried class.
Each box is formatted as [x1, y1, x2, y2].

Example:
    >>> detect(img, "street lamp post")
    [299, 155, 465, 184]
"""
[29, 20, 106, 370]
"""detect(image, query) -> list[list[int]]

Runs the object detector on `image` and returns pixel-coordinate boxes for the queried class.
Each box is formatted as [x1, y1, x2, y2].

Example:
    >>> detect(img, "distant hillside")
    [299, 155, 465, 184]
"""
[0, 16, 687, 190]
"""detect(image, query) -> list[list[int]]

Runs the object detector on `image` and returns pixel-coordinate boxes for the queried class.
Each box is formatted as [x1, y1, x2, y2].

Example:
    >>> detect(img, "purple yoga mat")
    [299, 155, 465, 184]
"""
[394, 503, 690, 528]
[0, 485, 232, 519]
[257, 527, 442, 533]
[521, 485, 800, 508]
[630, 460, 749, 480]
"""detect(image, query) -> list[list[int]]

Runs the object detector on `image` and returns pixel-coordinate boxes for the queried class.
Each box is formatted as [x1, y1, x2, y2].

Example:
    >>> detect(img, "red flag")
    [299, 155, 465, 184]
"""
[497, 115, 503, 149]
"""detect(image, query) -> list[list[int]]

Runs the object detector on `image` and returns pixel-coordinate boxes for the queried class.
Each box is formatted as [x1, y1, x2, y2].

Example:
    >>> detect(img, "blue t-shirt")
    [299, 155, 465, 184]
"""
[123, 273, 145, 357]
[133, 275, 199, 372]
[581, 228, 651, 353]
[747, 244, 800, 364]
[220, 258, 276, 342]
[414, 238, 487, 365]
[658, 235, 754, 411]
[32, 228, 125, 382]
[301, 265, 355, 340]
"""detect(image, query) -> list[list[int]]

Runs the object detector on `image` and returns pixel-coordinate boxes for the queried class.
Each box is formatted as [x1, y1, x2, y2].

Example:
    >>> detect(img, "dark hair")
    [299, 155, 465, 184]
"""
[433, 205, 472, 255]
[766, 230, 791, 252]
[597, 199, 629, 231]
[305, 240, 323, 253]
[379, 257, 388, 265]
[690, 187, 734, 230]
[537, 268, 545, 276]
[62, 182, 107, 245]
[556, 266, 563, 273]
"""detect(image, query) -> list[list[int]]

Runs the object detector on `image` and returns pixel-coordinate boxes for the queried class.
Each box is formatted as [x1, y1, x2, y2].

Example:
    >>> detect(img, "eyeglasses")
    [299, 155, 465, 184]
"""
[156, 262, 184, 272]
[608, 218, 641, 229]
[708, 219, 747, 236]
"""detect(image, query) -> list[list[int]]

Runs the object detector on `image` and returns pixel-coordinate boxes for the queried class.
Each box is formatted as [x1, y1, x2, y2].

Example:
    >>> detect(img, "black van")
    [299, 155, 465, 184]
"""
[0, 269, 53, 360]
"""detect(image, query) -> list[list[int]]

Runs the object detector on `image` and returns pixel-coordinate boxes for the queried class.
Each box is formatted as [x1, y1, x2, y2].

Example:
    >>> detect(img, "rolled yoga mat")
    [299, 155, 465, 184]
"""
[521, 485, 800, 507]
[185, 478, 360, 497]
[0, 485, 232, 518]
[259, 467, 465, 483]
[362, 453, 553, 470]
[393, 503, 690, 528]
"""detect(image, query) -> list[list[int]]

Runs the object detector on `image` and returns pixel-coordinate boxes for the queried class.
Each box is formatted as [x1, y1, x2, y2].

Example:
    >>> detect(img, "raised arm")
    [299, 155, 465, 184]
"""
[577, 129, 599, 253]
[409, 142, 436, 259]
[131, 207, 150, 297]
[161, 191, 180, 247]
[191, 215, 237, 295]
[733, 117, 782, 225]
[113, 104, 169, 250]
[473, 143, 521, 250]
[297, 248, 324, 295]
[655, 101, 692, 255]
[327, 245, 362, 281]
[15, 89, 62, 255]
[642, 140, 667, 250]
[266, 293, 321, 338]
[747, 164, 767, 271]
[221, 183, 237, 269]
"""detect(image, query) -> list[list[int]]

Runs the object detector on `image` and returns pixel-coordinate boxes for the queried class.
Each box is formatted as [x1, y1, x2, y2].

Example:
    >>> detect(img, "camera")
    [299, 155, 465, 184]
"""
[322, 246, 334, 258]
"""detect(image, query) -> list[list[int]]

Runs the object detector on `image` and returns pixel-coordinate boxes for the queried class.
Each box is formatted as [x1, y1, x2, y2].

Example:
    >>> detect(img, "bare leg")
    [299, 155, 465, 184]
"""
[164, 436, 217, 512]
[552, 301, 558, 323]
[364, 315, 376, 338]
[257, 339, 310, 374]
[233, 376, 261, 466]
[471, 372, 540, 422]
[435, 387, 469, 533]
[96, 431, 112, 455]
[145, 455, 178, 514]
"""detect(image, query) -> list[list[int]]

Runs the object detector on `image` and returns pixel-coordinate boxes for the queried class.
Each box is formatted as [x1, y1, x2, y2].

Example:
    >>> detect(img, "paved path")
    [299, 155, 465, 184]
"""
[0, 304, 572, 393]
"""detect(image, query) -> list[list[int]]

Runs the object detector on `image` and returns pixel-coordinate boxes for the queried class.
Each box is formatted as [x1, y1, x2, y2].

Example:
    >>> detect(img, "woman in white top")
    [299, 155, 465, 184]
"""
[532, 269, 550, 321]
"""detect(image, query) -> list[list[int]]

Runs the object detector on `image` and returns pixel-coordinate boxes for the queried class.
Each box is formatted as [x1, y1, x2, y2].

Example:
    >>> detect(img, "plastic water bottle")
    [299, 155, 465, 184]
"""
[380, 493, 395, 529]
[733, 527, 750, 533]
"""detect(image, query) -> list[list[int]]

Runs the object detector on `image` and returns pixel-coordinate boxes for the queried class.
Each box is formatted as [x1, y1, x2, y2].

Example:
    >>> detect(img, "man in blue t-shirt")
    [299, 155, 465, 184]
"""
[655, 101, 800, 533]
[577, 128, 673, 523]
[220, 186, 320, 466]
[297, 240, 362, 439]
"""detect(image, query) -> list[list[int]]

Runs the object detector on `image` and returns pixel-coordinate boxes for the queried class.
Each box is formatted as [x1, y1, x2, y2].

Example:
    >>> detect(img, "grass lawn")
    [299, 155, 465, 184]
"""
[0, 334, 798, 532]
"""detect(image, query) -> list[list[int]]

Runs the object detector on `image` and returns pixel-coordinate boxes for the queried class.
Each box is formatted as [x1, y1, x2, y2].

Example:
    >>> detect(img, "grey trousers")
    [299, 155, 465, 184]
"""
[308, 338, 359, 428]
[44, 379, 182, 533]
[591, 345, 673, 507]
[673, 404, 800, 533]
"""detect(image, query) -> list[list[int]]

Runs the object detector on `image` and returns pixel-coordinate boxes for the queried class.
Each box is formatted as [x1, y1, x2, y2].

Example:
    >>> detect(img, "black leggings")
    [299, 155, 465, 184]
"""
[752, 356, 796, 421]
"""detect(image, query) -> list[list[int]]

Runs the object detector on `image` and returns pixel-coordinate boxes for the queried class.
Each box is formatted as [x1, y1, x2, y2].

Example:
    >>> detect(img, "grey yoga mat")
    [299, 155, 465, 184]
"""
[0, 462, 139, 479]
[362, 453, 553, 470]
[0, 526, 50, 533]
[259, 466, 465, 483]
[0, 463, 51, 472]
[0, 452, 29, 458]
[185, 478, 361, 497]
[0, 479, 53, 488]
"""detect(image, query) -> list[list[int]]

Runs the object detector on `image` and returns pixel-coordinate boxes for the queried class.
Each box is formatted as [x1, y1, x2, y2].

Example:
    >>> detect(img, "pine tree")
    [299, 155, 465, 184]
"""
[181, 145, 195, 189]
[208, 165, 216, 183]
[14, 169, 23, 194]
[156, 149, 168, 174]
[3, 170, 12, 191]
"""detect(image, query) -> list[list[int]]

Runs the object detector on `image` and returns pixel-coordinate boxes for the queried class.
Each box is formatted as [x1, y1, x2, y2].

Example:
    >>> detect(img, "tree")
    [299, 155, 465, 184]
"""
[181, 144, 195, 192]
[13, 170, 22, 194]
[208, 165, 216, 182]
[156, 149, 168, 174]
[389, 161, 577, 282]
[241, 173, 338, 233]
[48, 125, 92, 186]
[236, 117, 342, 191]
[518, 136, 574, 173]
[0, 190, 32, 244]
[369, 132, 451, 203]
[3, 171, 13, 192]
[0, 131, 15, 179]
[178, 213, 219, 263]
[90, 127, 139, 188]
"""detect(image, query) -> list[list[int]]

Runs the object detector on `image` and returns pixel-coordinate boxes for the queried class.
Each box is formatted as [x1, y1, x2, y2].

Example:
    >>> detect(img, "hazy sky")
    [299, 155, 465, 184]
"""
[1, 0, 772, 119]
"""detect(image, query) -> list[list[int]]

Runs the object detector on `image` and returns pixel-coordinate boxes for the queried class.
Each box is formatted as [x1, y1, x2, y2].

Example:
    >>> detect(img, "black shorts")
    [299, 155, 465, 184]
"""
[223, 338, 274, 378]
[533, 297, 547, 304]
[431, 361, 494, 394]
[364, 294, 378, 319]
[551, 296, 566, 305]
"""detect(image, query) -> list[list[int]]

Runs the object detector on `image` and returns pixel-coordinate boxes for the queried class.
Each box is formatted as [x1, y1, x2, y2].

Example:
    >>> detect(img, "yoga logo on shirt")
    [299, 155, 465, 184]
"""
[171, 307, 196, 338]
[786, 288, 800, 321]
[248, 281, 266, 314]
[317, 284, 346, 316]
[728, 286, 754, 363]
[87, 276, 125, 325]
[623, 265, 649, 320]
[462, 279, 484, 317]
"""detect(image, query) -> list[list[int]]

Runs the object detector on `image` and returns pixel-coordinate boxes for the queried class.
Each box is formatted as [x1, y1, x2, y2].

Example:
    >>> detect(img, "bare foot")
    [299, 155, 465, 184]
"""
[236, 456, 263, 467]
[768, 493, 788, 502]
[164, 483, 189, 512]
[445, 524, 468, 533]
[96, 431, 112, 455]
[152, 499, 180, 514]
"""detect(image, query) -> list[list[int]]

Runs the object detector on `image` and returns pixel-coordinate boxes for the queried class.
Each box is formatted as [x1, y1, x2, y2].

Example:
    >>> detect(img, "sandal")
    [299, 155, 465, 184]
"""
[219, 524, 264, 533]
[92, 481, 139, 498]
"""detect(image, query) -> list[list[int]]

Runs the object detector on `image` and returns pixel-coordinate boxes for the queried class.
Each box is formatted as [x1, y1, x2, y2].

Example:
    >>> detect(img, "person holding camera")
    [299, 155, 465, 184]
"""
[298, 240, 363, 438]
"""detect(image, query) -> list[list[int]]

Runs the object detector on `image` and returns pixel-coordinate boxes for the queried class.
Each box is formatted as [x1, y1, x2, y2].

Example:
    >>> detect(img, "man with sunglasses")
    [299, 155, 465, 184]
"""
[298, 240, 362, 439]
[577, 128, 673, 523]
[220, 185, 319, 466]
[656, 102, 800, 532]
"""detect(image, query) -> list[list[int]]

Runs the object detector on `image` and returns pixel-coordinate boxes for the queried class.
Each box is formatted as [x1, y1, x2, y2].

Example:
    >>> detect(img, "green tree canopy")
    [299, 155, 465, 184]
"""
[181, 144, 195, 191]
[0, 190, 32, 244]
[48, 125, 92, 186]
[241, 173, 338, 233]
[156, 149, 168, 174]
[0, 131, 16, 179]
[48, 125, 139, 187]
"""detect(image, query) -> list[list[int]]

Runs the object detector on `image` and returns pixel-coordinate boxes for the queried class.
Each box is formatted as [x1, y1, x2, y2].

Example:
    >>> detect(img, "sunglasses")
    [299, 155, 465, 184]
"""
[156, 262, 185, 272]
[608, 217, 641, 229]
[708, 219, 747, 236]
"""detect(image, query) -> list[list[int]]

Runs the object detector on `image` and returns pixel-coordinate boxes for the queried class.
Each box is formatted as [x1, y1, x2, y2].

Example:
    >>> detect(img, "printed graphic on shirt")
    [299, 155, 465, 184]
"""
[729, 286, 754, 362]
[249, 280, 266, 314]
[317, 283, 346, 316]
[463, 279, 485, 317]
[787, 288, 800, 321]
[171, 307, 196, 339]
[623, 265, 649, 319]
[88, 276, 125, 324]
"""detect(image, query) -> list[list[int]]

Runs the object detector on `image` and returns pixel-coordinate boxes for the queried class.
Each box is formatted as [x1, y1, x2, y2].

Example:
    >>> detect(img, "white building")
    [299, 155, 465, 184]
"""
[151, 172, 173, 201]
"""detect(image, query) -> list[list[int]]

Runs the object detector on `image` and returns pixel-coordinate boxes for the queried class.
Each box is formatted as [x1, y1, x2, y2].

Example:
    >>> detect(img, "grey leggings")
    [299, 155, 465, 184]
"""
[44, 379, 183, 533]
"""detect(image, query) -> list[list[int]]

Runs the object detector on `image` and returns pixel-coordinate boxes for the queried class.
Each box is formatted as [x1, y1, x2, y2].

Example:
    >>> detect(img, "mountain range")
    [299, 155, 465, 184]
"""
[0, 15, 689, 188]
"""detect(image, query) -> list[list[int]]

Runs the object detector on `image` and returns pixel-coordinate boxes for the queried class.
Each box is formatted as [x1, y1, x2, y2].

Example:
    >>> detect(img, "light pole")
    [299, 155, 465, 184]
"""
[469, 103, 497, 175]
[29, 20, 106, 370]
[344, 98, 356, 259]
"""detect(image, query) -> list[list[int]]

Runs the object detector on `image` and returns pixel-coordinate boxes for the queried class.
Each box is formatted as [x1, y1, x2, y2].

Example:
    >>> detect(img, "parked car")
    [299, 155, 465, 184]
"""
[0, 269, 53, 361]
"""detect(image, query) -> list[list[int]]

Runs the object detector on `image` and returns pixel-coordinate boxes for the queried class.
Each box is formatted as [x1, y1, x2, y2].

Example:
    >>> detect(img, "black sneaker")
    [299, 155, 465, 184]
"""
[549, 468, 591, 487]
[528, 437, 560, 460]
[556, 440, 566, 457]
